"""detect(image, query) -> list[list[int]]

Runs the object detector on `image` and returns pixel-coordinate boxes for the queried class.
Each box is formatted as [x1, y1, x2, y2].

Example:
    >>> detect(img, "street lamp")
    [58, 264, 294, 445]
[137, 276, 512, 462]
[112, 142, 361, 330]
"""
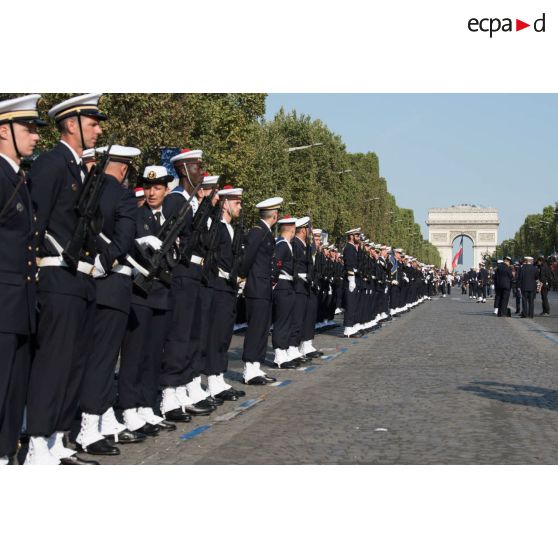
[286, 142, 324, 153]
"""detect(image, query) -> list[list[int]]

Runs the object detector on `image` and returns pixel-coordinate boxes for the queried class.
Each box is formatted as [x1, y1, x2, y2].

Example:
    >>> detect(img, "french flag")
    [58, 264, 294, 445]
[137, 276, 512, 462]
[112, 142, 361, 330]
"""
[452, 236, 464, 270]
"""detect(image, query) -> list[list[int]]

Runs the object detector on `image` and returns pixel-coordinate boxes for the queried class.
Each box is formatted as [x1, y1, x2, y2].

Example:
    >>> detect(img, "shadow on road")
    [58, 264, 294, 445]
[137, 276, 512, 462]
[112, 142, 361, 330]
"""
[458, 381, 558, 411]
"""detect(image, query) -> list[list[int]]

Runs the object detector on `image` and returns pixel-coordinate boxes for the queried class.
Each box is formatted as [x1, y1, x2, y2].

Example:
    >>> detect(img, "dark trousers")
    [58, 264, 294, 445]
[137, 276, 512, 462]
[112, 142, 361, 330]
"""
[344, 282, 359, 326]
[206, 290, 236, 375]
[272, 287, 295, 350]
[80, 305, 128, 415]
[160, 276, 201, 388]
[289, 291, 309, 346]
[541, 287, 550, 314]
[303, 290, 318, 341]
[522, 290, 535, 318]
[494, 287, 501, 309]
[497, 288, 511, 317]
[196, 284, 214, 377]
[27, 291, 95, 437]
[0, 333, 31, 456]
[242, 298, 271, 364]
[119, 304, 169, 410]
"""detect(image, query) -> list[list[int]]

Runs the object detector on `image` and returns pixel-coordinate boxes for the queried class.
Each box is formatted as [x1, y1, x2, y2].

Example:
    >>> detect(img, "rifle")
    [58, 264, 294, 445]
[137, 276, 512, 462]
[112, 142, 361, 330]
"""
[63, 141, 113, 270]
[180, 181, 221, 266]
[133, 180, 203, 295]
[229, 203, 245, 289]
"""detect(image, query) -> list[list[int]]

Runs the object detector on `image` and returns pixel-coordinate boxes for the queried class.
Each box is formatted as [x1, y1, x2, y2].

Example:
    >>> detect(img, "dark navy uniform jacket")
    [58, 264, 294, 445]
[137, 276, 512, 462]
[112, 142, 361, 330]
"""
[93, 174, 136, 313]
[213, 220, 236, 294]
[29, 142, 95, 301]
[130, 204, 169, 310]
[0, 156, 37, 335]
[292, 236, 310, 294]
[272, 237, 294, 293]
[241, 219, 274, 300]
[162, 188, 202, 281]
[494, 263, 513, 289]
[343, 243, 358, 277]
[518, 263, 537, 292]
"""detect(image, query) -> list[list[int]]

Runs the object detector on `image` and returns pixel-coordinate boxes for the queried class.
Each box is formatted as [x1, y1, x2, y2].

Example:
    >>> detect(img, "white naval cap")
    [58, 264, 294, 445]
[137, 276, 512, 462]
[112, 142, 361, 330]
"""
[217, 185, 243, 197]
[141, 165, 174, 185]
[296, 216, 310, 228]
[345, 227, 361, 235]
[394, 248, 403, 253]
[277, 214, 297, 225]
[497, 259, 503, 263]
[82, 148, 96, 162]
[96, 145, 141, 163]
[524, 256, 534, 261]
[202, 174, 220, 188]
[48, 93, 106, 121]
[0, 94, 46, 126]
[170, 148, 203, 165]
[312, 228, 322, 235]
[256, 196, 283, 210]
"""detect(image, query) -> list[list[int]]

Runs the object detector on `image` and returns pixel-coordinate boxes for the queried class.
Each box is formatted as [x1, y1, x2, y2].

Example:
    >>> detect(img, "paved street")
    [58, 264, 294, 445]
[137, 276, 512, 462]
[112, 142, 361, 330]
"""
[75, 291, 558, 464]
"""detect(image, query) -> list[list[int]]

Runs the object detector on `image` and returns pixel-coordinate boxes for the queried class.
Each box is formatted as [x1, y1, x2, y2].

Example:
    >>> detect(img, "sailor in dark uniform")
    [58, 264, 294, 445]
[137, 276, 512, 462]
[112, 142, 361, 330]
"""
[240, 196, 283, 384]
[271, 214, 298, 368]
[343, 227, 362, 337]
[159, 150, 217, 420]
[26, 94, 105, 465]
[204, 185, 246, 400]
[75, 146, 147, 457]
[494, 256, 513, 317]
[117, 166, 178, 428]
[0, 95, 44, 465]
[288, 216, 312, 362]
[518, 256, 537, 318]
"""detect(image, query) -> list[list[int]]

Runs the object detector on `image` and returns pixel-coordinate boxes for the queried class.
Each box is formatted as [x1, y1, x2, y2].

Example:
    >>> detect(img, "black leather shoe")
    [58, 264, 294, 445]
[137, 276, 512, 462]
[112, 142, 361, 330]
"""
[345, 331, 363, 338]
[206, 396, 223, 406]
[272, 360, 297, 369]
[156, 420, 177, 431]
[164, 409, 192, 423]
[193, 398, 217, 410]
[183, 404, 214, 416]
[228, 387, 246, 397]
[76, 438, 120, 456]
[244, 376, 268, 385]
[105, 428, 146, 444]
[263, 374, 276, 383]
[305, 351, 324, 359]
[60, 455, 99, 465]
[136, 423, 160, 436]
[214, 389, 240, 402]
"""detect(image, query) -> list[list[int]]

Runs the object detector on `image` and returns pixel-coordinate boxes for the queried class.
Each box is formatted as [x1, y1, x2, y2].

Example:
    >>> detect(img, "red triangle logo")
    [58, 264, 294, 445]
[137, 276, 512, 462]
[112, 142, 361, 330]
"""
[516, 19, 530, 31]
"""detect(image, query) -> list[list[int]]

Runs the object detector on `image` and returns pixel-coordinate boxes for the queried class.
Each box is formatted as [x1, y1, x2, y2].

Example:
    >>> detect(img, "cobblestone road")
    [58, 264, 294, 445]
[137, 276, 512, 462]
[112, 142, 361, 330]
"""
[89, 291, 558, 464]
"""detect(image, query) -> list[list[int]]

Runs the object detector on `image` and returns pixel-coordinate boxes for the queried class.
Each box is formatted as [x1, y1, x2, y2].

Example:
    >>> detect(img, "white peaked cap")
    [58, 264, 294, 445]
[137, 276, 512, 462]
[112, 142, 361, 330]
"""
[170, 149, 203, 164]
[296, 216, 310, 228]
[96, 145, 141, 161]
[48, 93, 105, 120]
[256, 196, 283, 210]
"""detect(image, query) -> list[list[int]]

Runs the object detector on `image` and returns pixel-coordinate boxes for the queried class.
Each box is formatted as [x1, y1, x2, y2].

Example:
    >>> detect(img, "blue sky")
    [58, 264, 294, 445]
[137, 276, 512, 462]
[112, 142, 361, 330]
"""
[266, 94, 558, 266]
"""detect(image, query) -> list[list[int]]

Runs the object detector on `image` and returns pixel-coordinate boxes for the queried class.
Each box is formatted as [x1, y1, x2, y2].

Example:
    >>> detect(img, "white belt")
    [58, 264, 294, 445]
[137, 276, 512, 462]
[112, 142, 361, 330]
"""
[279, 271, 294, 281]
[297, 273, 308, 282]
[38, 256, 95, 276]
[218, 268, 230, 280]
[191, 255, 204, 265]
[112, 264, 133, 276]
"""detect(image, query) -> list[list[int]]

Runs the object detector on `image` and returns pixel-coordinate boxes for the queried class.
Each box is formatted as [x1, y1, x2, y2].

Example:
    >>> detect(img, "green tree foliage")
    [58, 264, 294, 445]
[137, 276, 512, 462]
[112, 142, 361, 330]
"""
[495, 202, 558, 260]
[0, 93, 440, 264]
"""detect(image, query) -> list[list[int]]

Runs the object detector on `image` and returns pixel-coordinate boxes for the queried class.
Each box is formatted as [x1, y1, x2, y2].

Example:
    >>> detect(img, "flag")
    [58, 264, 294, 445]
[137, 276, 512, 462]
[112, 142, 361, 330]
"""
[452, 236, 464, 270]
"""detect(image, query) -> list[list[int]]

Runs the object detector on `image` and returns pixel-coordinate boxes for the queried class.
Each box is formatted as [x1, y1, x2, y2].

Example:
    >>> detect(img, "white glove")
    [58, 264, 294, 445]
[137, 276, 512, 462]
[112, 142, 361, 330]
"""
[384, 286, 389, 294]
[92, 255, 106, 279]
[136, 235, 162, 251]
[392, 280, 399, 286]
[349, 276, 356, 293]
[404, 276, 410, 283]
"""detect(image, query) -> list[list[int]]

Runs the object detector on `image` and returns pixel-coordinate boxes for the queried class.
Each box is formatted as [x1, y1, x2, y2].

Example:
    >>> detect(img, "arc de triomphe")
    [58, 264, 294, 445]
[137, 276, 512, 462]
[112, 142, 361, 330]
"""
[426, 205, 500, 269]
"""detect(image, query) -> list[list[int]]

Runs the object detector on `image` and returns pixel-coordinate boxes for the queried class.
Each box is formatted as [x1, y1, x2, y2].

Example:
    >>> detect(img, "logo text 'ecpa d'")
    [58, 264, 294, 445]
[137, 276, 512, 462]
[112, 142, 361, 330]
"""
[468, 13, 546, 37]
